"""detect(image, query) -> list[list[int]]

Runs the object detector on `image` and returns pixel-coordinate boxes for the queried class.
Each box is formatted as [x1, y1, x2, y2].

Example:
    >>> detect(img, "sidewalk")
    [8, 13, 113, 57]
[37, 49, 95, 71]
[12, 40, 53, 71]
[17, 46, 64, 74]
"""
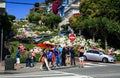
[0, 62, 79, 74]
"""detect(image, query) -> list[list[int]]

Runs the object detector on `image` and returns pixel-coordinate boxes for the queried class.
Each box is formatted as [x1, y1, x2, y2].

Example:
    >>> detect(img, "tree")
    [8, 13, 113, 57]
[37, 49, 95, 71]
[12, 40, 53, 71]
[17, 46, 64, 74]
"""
[79, 0, 120, 22]
[41, 14, 62, 29]
[79, 0, 120, 49]
[27, 12, 41, 24]
[8, 14, 16, 22]
[69, 16, 85, 33]
[98, 17, 120, 50]
[81, 18, 100, 41]
[0, 13, 12, 40]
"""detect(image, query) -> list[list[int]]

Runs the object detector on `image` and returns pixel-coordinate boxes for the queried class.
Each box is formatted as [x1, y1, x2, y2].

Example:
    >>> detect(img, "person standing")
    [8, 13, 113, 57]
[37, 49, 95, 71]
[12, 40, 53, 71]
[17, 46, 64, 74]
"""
[39, 49, 51, 71]
[66, 47, 71, 65]
[61, 47, 67, 66]
[54, 46, 60, 67]
[25, 49, 32, 68]
[15, 47, 21, 69]
[57, 45, 63, 66]
[78, 46, 85, 68]
[31, 49, 36, 67]
[70, 47, 76, 66]
[47, 50, 53, 67]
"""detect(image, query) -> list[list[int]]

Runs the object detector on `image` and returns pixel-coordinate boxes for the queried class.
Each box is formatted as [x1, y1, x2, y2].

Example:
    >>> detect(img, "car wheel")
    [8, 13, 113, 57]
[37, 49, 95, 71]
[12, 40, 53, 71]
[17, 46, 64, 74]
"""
[83, 56, 87, 61]
[102, 58, 108, 63]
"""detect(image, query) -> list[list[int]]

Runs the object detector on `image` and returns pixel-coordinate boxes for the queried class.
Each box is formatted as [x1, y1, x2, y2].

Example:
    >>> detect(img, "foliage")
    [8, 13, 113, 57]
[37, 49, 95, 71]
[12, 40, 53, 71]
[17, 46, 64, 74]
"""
[30, 25, 49, 31]
[36, 8, 47, 15]
[115, 54, 120, 61]
[78, 0, 120, 49]
[41, 14, 62, 29]
[27, 12, 41, 24]
[0, 13, 12, 40]
[79, 0, 120, 22]
[61, 24, 69, 30]
[69, 16, 85, 32]
[8, 14, 16, 22]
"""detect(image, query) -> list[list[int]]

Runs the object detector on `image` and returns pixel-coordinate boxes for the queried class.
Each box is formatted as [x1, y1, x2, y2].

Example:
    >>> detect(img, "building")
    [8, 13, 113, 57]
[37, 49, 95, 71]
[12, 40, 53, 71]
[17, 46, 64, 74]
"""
[58, 0, 80, 26]
[29, 0, 80, 26]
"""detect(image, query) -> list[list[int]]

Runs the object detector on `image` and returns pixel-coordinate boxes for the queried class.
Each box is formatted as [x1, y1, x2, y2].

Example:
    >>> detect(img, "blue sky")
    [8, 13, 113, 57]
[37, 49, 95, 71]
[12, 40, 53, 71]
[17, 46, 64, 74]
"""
[6, 0, 45, 19]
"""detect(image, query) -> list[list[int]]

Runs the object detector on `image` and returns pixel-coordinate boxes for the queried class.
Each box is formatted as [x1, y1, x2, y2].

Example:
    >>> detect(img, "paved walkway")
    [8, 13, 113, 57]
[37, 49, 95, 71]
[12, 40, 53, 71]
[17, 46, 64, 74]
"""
[0, 62, 79, 74]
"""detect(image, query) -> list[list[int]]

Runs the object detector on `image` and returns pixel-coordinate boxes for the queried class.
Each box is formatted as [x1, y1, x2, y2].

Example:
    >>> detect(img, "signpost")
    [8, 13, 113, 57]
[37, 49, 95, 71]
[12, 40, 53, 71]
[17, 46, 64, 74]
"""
[69, 33, 76, 42]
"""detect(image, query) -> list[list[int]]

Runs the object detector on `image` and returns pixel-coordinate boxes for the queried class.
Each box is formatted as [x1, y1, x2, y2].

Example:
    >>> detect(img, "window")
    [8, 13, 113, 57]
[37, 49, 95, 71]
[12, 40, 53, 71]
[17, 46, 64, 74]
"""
[93, 51, 99, 54]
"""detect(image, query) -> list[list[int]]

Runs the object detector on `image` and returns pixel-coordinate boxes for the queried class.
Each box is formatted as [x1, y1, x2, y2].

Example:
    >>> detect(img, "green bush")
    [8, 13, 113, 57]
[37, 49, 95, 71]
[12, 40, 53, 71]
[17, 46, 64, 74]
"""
[115, 54, 120, 61]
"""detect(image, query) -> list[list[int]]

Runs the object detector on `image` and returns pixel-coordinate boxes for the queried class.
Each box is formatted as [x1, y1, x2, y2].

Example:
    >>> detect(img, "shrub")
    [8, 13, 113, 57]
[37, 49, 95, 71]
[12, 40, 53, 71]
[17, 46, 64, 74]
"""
[115, 54, 120, 61]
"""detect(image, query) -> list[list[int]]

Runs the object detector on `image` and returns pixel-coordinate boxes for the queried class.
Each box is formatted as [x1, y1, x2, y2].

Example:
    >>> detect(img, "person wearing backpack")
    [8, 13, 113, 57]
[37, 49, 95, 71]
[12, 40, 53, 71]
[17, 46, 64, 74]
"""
[47, 50, 53, 67]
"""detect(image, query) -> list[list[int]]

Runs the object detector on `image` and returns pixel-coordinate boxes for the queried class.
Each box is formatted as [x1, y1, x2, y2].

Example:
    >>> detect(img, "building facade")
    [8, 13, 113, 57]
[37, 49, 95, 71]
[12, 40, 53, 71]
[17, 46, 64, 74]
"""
[29, 0, 80, 26]
[56, 0, 80, 26]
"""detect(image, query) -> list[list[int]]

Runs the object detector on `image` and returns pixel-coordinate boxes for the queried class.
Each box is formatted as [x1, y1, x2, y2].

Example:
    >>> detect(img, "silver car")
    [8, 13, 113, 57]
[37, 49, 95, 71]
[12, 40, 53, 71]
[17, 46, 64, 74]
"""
[83, 50, 116, 63]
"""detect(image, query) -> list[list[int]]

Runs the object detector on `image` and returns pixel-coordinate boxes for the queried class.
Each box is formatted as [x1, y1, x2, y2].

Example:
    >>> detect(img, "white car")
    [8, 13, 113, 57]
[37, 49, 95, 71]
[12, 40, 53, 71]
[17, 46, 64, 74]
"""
[83, 50, 116, 63]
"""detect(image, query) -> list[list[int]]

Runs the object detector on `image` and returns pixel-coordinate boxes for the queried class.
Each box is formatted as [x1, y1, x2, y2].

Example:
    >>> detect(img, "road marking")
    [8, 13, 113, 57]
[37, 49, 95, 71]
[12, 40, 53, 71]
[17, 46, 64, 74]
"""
[84, 63, 107, 68]
[0, 70, 93, 78]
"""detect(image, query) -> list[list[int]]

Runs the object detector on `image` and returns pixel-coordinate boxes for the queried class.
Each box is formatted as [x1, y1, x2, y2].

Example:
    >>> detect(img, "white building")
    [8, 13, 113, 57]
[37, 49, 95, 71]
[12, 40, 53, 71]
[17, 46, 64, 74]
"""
[59, 0, 80, 26]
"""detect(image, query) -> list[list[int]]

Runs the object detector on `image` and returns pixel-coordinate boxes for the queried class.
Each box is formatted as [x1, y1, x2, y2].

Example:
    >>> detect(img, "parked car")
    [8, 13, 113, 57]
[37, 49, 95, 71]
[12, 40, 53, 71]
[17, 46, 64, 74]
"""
[83, 50, 116, 63]
[33, 35, 52, 43]
[58, 30, 70, 36]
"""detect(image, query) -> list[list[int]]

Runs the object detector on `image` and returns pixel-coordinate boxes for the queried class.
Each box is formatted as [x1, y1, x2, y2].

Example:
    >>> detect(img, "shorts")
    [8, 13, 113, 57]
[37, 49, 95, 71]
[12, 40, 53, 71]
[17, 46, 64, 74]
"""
[16, 58, 20, 64]
[47, 59, 52, 62]
[66, 54, 70, 57]
[79, 57, 84, 61]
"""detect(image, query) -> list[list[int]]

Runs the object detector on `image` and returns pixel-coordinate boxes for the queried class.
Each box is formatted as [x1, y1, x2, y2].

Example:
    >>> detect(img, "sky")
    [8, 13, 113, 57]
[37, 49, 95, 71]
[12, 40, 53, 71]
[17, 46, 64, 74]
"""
[6, 0, 45, 19]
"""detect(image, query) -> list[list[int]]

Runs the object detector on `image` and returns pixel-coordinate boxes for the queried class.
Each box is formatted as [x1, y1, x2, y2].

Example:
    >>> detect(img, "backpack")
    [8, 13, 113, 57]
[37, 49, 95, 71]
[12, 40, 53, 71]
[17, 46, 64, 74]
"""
[48, 52, 52, 59]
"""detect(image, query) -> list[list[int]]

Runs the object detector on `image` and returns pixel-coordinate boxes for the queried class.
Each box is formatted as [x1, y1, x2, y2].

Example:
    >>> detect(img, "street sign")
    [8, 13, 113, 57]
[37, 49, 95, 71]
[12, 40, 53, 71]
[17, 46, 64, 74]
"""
[69, 33, 76, 42]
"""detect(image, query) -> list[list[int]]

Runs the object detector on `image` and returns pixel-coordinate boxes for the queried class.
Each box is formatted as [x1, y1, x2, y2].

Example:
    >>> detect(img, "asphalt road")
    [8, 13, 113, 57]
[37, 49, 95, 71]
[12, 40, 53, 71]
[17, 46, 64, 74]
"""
[0, 62, 120, 78]
[58, 62, 120, 78]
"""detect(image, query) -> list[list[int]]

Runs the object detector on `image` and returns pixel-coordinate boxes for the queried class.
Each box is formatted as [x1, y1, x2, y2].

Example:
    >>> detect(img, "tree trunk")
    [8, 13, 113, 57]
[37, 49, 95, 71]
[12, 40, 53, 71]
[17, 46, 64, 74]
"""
[93, 35, 95, 42]
[104, 37, 108, 50]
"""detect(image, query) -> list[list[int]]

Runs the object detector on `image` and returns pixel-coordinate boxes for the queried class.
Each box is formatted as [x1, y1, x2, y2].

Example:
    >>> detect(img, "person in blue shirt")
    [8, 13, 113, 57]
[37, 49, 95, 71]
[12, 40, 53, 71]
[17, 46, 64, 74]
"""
[57, 45, 63, 66]
[54, 46, 60, 67]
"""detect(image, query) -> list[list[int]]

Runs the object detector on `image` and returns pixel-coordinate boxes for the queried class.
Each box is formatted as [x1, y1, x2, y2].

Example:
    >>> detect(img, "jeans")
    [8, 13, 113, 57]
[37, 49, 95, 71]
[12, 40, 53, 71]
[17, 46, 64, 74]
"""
[56, 56, 60, 66]
[31, 59, 34, 67]
[26, 58, 31, 67]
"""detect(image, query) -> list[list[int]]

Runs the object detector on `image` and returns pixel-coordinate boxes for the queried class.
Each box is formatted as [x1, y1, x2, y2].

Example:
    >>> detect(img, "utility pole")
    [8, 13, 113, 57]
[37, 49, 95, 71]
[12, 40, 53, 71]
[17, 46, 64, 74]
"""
[0, 0, 5, 70]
